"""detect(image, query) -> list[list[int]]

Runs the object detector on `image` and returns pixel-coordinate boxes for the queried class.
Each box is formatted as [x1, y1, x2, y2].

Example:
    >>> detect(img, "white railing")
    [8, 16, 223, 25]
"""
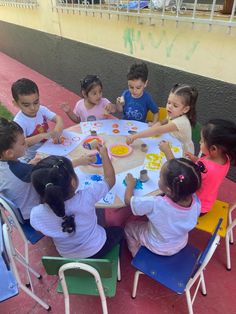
[0, 0, 38, 7]
[53, 0, 236, 31]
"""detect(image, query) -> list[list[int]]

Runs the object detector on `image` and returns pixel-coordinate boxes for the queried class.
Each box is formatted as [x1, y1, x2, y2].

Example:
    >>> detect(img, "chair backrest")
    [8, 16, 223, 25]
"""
[0, 196, 43, 245]
[146, 107, 167, 123]
[191, 218, 222, 276]
[42, 244, 120, 297]
[191, 121, 202, 155]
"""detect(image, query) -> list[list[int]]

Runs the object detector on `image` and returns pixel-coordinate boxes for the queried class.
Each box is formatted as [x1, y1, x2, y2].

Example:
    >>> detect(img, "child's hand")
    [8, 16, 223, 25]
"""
[104, 103, 115, 115]
[185, 152, 198, 162]
[159, 140, 171, 154]
[28, 155, 42, 165]
[50, 130, 62, 144]
[116, 96, 125, 106]
[125, 173, 136, 188]
[79, 154, 96, 165]
[126, 135, 135, 145]
[60, 103, 71, 113]
[97, 145, 108, 158]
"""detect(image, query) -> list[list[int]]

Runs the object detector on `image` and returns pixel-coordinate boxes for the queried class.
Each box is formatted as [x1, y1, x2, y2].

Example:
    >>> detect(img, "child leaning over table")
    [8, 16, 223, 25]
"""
[30, 148, 124, 258]
[60, 75, 117, 123]
[116, 62, 159, 125]
[0, 117, 94, 221]
[12, 78, 64, 162]
[124, 158, 203, 257]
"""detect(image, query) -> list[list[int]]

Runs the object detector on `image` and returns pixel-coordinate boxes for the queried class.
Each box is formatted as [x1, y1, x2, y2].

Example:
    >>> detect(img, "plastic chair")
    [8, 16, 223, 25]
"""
[2, 223, 51, 310]
[42, 244, 121, 314]
[191, 121, 202, 155]
[146, 107, 167, 123]
[0, 216, 18, 302]
[131, 219, 222, 314]
[196, 199, 236, 270]
[0, 196, 44, 288]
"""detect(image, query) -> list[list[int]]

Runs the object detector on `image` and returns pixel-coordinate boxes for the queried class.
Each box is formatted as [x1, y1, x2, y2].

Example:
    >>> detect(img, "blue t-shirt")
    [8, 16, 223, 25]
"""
[122, 90, 158, 122]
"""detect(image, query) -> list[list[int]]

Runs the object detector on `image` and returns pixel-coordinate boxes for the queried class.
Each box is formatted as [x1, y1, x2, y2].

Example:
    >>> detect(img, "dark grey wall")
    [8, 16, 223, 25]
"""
[0, 20, 235, 179]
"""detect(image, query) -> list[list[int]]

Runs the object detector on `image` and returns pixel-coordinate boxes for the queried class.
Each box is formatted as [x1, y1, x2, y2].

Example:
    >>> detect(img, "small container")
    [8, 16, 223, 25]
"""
[90, 130, 97, 136]
[140, 169, 149, 183]
[141, 143, 148, 153]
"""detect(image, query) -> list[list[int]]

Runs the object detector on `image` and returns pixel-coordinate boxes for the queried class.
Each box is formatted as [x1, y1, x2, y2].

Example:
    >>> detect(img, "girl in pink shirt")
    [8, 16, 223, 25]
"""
[161, 119, 236, 214]
[60, 75, 117, 123]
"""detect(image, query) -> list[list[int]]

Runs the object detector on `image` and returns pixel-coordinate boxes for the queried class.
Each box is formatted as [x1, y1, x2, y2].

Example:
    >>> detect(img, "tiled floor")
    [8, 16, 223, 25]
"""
[0, 53, 236, 314]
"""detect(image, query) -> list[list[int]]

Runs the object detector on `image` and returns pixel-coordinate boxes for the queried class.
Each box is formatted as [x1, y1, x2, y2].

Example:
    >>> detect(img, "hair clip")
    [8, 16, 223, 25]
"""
[196, 161, 207, 173]
[45, 182, 53, 188]
[178, 175, 185, 182]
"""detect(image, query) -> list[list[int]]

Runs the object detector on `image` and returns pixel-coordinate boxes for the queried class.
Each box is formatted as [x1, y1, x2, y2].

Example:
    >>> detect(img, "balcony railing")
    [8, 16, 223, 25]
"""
[53, 0, 236, 31]
[0, 0, 38, 7]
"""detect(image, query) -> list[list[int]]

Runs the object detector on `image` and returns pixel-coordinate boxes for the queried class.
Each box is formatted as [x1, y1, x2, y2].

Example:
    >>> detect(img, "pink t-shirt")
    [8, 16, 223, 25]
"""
[73, 98, 116, 122]
[196, 156, 230, 213]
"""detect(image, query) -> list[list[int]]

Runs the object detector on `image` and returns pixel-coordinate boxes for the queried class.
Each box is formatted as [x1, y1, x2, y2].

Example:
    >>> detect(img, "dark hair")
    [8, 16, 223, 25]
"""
[11, 78, 39, 102]
[170, 84, 198, 126]
[31, 156, 78, 233]
[0, 117, 23, 157]
[80, 75, 103, 96]
[202, 119, 236, 166]
[127, 62, 148, 82]
[164, 158, 203, 203]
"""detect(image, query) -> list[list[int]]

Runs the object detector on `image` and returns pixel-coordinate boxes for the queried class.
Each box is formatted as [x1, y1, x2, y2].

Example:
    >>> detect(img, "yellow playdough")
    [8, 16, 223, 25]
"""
[111, 145, 129, 155]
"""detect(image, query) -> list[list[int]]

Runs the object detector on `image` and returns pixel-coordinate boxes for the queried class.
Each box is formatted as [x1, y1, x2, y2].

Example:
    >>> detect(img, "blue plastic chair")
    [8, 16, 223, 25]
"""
[131, 219, 222, 314]
[0, 196, 43, 289]
[0, 217, 18, 302]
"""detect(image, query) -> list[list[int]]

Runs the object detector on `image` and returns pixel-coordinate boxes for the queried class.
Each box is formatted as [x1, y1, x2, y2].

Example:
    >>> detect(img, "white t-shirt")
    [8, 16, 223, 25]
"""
[130, 194, 200, 255]
[30, 181, 109, 258]
[14, 105, 56, 161]
[169, 115, 194, 154]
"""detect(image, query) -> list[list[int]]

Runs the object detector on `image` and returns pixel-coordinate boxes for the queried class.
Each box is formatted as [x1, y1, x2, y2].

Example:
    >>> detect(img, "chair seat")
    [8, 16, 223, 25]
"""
[196, 200, 229, 238]
[20, 222, 44, 244]
[0, 255, 18, 302]
[132, 245, 200, 294]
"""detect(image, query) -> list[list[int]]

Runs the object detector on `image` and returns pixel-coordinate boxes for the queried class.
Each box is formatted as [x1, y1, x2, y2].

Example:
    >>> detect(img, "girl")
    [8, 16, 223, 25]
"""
[124, 158, 202, 257]
[60, 75, 116, 123]
[184, 118, 236, 214]
[126, 83, 198, 154]
[30, 148, 123, 258]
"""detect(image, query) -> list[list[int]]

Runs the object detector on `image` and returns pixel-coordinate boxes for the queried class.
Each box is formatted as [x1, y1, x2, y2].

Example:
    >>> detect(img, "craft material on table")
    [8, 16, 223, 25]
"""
[109, 143, 133, 157]
[37, 131, 87, 156]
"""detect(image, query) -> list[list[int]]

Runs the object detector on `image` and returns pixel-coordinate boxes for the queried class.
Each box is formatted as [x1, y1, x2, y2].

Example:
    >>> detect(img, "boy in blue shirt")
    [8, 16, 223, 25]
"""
[116, 62, 158, 124]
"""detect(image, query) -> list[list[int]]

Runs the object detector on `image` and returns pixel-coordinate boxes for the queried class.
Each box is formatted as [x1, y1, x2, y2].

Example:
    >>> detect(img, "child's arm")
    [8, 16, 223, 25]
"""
[99, 145, 116, 189]
[159, 141, 175, 160]
[104, 103, 117, 114]
[60, 103, 81, 123]
[50, 114, 64, 144]
[185, 152, 198, 163]
[124, 173, 136, 206]
[25, 132, 52, 147]
[126, 121, 178, 145]
[116, 96, 125, 113]
[148, 112, 159, 127]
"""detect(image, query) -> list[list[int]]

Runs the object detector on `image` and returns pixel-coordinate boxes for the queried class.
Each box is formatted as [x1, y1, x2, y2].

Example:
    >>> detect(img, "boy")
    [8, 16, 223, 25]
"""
[0, 118, 40, 220]
[116, 62, 159, 124]
[0, 117, 95, 220]
[12, 78, 64, 162]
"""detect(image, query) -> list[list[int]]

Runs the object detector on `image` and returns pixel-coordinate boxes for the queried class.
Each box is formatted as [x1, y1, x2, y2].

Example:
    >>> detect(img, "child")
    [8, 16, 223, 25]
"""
[116, 62, 158, 124]
[0, 117, 94, 221]
[30, 149, 124, 258]
[124, 158, 202, 257]
[12, 78, 64, 162]
[184, 119, 236, 214]
[126, 83, 198, 154]
[60, 75, 116, 123]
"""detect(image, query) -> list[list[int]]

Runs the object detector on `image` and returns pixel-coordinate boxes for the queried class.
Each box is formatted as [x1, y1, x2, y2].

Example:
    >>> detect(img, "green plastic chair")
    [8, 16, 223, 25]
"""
[192, 121, 202, 155]
[42, 244, 120, 314]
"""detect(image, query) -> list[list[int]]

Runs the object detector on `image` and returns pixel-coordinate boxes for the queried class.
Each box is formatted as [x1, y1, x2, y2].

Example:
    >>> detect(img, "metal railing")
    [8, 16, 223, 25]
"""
[53, 0, 236, 31]
[0, 0, 38, 7]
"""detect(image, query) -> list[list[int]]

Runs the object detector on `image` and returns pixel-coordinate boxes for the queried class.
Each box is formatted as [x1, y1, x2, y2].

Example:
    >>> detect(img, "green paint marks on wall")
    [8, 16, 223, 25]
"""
[185, 40, 200, 60]
[166, 34, 178, 58]
[123, 28, 144, 54]
[148, 31, 165, 48]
